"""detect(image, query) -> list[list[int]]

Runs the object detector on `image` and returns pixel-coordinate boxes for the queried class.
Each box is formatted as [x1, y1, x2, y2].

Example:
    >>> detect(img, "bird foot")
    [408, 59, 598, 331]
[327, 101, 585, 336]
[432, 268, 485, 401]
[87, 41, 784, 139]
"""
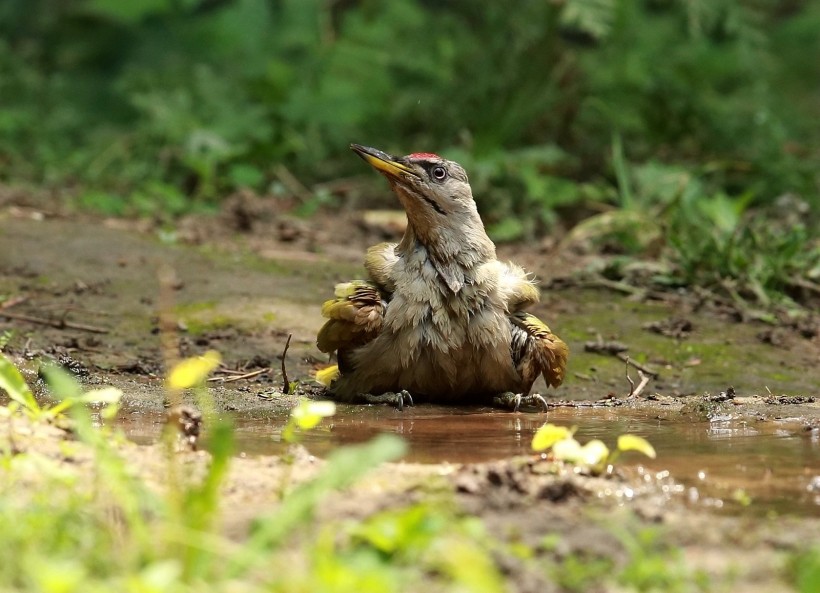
[493, 392, 549, 413]
[355, 390, 414, 411]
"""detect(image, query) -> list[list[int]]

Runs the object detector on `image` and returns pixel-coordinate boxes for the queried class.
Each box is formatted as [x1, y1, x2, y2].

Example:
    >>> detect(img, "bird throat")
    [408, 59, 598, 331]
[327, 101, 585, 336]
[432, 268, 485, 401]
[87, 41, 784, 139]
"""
[391, 183, 495, 295]
[432, 256, 465, 294]
[399, 225, 493, 295]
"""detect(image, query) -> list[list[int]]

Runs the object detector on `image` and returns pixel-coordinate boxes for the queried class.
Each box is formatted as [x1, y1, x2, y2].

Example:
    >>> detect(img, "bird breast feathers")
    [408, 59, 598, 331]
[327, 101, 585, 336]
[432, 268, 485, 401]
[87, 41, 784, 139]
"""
[472, 260, 539, 312]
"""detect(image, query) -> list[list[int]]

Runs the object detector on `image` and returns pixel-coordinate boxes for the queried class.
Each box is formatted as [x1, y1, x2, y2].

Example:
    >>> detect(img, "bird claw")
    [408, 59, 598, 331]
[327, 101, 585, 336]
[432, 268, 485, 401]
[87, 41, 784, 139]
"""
[357, 390, 414, 411]
[493, 392, 549, 413]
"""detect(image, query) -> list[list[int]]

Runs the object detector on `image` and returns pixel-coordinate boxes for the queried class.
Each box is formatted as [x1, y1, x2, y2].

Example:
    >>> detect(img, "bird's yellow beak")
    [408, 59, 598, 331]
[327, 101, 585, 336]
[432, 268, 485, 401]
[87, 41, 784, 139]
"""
[351, 144, 419, 179]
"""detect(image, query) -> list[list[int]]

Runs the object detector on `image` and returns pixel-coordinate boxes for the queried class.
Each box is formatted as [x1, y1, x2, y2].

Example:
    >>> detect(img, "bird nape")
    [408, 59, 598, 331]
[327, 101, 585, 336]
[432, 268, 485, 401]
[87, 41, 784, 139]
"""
[315, 144, 568, 411]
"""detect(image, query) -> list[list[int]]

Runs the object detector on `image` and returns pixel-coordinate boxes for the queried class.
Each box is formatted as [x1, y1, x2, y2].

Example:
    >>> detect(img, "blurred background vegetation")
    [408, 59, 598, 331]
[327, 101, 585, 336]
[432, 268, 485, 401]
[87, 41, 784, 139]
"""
[0, 0, 818, 309]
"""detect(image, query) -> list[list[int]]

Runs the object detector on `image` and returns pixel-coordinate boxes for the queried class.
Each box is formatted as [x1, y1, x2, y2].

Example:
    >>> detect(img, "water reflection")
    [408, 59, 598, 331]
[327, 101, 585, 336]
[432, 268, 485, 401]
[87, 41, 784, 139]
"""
[118, 404, 820, 516]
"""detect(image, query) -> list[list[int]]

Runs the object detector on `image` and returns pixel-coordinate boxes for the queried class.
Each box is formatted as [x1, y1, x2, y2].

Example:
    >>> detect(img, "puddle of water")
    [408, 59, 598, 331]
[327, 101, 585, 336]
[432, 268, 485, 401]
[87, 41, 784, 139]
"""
[117, 404, 820, 517]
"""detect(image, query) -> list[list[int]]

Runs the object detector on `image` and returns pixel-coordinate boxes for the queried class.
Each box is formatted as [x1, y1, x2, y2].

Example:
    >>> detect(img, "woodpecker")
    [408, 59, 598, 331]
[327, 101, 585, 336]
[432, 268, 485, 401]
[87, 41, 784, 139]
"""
[316, 144, 568, 410]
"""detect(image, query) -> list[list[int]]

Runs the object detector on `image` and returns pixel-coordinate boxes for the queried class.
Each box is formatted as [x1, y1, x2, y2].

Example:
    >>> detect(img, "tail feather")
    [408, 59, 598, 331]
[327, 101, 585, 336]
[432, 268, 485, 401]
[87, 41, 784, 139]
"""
[510, 311, 569, 391]
[316, 280, 386, 354]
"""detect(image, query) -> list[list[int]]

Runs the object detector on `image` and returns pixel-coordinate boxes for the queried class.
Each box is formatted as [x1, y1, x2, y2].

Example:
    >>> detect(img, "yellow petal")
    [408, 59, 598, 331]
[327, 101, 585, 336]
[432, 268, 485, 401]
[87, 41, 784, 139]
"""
[314, 364, 340, 387]
[617, 434, 657, 459]
[578, 439, 610, 466]
[551, 437, 583, 463]
[291, 399, 336, 430]
[167, 351, 221, 389]
[531, 423, 574, 452]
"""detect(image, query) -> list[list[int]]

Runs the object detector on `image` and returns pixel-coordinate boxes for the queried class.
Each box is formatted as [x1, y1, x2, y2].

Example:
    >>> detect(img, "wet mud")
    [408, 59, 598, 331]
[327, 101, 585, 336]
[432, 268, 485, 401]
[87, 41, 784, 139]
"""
[1, 210, 819, 591]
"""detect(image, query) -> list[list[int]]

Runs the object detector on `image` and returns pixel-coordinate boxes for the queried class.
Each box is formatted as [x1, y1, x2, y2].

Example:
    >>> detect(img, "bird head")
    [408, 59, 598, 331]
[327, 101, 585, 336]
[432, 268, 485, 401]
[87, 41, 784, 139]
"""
[351, 144, 495, 292]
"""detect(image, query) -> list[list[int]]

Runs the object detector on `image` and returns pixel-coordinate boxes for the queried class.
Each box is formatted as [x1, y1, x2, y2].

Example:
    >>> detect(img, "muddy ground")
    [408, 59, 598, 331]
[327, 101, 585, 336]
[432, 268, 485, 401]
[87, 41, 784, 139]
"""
[1, 200, 819, 591]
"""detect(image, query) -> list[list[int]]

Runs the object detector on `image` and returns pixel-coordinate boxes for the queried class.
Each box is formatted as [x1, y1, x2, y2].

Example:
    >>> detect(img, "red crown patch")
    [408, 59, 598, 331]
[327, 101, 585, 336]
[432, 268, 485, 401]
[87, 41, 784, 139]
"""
[408, 152, 440, 160]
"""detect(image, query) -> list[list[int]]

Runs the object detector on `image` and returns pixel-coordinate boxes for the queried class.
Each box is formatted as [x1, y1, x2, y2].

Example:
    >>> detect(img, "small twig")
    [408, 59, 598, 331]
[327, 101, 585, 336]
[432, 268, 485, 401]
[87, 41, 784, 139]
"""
[625, 356, 635, 396]
[624, 357, 651, 398]
[632, 371, 650, 398]
[214, 366, 249, 376]
[207, 368, 270, 383]
[584, 338, 629, 355]
[585, 336, 658, 377]
[0, 296, 28, 311]
[615, 352, 658, 378]
[281, 333, 293, 394]
[0, 311, 109, 334]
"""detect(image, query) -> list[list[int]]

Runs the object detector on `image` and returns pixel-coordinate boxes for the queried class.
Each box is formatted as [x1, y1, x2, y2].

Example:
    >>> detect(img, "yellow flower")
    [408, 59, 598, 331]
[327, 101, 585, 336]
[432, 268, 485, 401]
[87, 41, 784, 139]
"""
[167, 351, 221, 389]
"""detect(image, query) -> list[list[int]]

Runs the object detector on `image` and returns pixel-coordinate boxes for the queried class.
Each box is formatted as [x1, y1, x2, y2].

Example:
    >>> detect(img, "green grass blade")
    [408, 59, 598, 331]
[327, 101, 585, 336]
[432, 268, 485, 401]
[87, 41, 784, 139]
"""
[0, 353, 40, 413]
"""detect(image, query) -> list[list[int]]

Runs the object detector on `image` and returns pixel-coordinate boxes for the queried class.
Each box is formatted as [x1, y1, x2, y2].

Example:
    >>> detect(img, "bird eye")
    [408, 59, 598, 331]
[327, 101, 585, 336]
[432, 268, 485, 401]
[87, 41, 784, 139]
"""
[431, 166, 448, 181]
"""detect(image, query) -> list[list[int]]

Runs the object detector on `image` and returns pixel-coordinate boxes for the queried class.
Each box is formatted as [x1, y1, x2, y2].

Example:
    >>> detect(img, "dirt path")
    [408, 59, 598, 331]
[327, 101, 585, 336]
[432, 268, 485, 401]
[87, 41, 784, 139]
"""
[3, 212, 817, 409]
[1, 209, 819, 591]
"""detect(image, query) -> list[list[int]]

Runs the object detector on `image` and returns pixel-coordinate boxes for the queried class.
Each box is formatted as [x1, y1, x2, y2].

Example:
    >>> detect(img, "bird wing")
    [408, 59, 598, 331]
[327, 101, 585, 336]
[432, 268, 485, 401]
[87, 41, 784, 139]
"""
[316, 281, 385, 354]
[498, 262, 540, 312]
[510, 311, 569, 391]
[364, 242, 398, 293]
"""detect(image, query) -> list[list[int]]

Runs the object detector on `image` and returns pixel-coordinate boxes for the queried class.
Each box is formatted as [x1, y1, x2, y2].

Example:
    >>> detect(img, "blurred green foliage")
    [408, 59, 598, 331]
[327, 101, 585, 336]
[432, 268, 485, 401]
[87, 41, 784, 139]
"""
[790, 547, 820, 593]
[0, 0, 818, 305]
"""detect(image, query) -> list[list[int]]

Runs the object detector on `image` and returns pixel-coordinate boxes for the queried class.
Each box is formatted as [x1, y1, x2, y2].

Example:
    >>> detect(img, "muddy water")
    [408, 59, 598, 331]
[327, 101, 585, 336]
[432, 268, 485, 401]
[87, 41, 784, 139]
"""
[119, 403, 820, 517]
